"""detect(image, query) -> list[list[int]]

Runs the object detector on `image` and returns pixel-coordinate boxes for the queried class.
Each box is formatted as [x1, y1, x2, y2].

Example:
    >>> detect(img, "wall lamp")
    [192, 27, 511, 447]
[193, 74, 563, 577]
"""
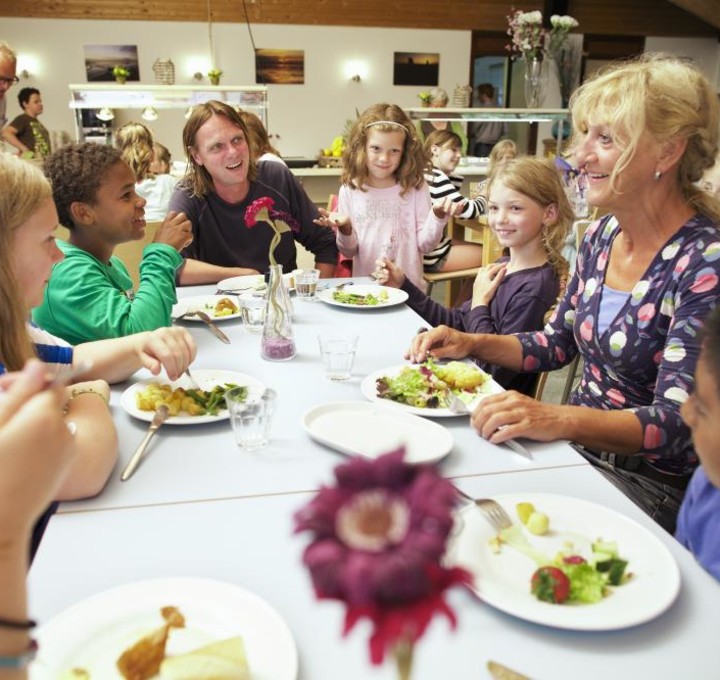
[96, 107, 115, 122]
[141, 106, 159, 121]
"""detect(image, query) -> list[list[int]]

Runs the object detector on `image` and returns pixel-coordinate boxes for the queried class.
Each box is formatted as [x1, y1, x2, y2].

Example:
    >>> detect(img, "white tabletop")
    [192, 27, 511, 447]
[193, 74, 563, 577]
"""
[59, 281, 584, 514]
[29, 465, 720, 680]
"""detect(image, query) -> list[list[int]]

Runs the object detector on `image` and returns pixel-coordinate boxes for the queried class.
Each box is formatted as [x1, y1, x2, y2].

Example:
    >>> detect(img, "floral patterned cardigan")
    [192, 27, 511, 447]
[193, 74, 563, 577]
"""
[515, 214, 720, 475]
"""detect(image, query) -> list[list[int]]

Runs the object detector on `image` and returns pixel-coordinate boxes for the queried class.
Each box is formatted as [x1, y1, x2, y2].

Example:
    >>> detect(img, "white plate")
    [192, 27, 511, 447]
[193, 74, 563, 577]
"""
[121, 369, 266, 425]
[173, 294, 242, 322]
[31, 577, 298, 680]
[445, 492, 681, 631]
[317, 284, 408, 309]
[302, 401, 453, 464]
[217, 273, 294, 294]
[360, 363, 503, 417]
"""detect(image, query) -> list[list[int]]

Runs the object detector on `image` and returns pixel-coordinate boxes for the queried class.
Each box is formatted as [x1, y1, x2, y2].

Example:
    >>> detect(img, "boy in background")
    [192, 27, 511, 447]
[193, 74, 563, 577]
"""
[1, 86, 50, 158]
[677, 305, 720, 581]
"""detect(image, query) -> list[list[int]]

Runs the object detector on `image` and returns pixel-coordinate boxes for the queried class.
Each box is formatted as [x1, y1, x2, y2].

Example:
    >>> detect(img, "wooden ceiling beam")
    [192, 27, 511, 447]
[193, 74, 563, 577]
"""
[667, 0, 720, 31]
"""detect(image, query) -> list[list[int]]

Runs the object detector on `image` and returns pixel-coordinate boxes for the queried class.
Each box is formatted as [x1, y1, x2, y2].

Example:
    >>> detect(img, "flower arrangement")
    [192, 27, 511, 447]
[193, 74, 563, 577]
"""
[207, 67, 223, 85]
[417, 91, 432, 105]
[244, 196, 298, 267]
[112, 65, 130, 82]
[294, 449, 471, 680]
[506, 9, 578, 62]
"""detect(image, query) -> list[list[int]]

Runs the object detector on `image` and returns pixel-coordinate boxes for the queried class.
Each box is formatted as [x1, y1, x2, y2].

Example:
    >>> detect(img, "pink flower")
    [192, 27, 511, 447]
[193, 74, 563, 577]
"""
[243, 196, 300, 266]
[245, 196, 274, 227]
[294, 449, 471, 665]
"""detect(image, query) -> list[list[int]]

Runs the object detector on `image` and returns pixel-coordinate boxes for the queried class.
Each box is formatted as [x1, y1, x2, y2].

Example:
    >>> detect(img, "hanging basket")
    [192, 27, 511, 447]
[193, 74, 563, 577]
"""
[152, 59, 175, 85]
[452, 84, 472, 108]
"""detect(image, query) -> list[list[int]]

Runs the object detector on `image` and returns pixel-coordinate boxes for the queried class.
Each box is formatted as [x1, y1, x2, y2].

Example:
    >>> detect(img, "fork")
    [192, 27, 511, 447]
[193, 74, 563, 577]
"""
[453, 487, 513, 532]
[184, 368, 201, 389]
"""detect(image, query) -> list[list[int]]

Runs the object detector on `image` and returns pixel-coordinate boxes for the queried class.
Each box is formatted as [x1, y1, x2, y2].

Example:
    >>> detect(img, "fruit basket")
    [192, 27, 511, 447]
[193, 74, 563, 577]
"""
[317, 154, 343, 168]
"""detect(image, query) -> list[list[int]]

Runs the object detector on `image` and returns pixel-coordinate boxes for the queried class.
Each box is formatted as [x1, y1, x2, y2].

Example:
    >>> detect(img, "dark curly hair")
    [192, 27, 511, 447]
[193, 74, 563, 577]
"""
[43, 143, 123, 229]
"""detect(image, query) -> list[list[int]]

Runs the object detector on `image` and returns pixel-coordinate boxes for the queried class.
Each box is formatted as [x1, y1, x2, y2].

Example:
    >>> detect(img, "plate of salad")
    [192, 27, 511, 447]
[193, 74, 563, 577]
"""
[445, 492, 680, 630]
[317, 284, 408, 309]
[360, 360, 503, 417]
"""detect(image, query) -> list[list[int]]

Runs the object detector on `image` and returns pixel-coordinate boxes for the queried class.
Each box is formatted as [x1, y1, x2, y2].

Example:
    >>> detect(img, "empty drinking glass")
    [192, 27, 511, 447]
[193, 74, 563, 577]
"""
[318, 334, 359, 381]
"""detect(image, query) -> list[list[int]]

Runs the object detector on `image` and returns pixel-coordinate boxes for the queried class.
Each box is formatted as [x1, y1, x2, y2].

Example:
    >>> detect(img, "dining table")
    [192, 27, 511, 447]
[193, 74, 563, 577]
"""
[28, 278, 720, 679]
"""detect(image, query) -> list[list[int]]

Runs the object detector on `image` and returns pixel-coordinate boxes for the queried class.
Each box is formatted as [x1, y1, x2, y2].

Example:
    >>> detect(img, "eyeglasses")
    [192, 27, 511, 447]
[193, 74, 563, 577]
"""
[0, 76, 20, 86]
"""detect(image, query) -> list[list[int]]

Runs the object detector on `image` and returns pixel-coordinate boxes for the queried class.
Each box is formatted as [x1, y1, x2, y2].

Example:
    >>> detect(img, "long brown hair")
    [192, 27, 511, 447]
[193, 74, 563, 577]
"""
[0, 156, 51, 370]
[238, 110, 281, 159]
[182, 101, 257, 198]
[115, 121, 155, 182]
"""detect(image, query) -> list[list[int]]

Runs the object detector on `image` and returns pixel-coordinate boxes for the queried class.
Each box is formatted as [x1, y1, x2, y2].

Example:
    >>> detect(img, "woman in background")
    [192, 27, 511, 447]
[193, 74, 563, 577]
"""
[239, 110, 285, 166]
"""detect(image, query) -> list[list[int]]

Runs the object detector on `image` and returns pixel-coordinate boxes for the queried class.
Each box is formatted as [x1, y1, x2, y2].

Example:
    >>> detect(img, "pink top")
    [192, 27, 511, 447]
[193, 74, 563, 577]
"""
[335, 182, 446, 290]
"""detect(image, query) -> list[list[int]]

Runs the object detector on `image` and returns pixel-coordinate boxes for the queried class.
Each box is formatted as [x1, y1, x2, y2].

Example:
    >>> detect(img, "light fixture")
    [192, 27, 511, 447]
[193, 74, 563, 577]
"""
[350, 74, 361, 83]
[141, 106, 159, 121]
[343, 60, 368, 83]
[193, 71, 204, 81]
[96, 107, 115, 122]
[19, 69, 31, 80]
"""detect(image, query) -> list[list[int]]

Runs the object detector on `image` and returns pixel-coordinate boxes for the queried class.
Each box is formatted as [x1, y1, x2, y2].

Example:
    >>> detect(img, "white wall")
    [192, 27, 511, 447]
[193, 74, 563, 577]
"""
[2, 18, 471, 159]
[644, 36, 720, 89]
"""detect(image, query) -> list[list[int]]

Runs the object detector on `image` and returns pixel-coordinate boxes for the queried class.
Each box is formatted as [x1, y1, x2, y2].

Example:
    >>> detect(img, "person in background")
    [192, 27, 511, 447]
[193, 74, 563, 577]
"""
[469, 83, 507, 158]
[379, 156, 571, 394]
[239, 110, 286, 166]
[414, 87, 468, 154]
[407, 54, 720, 533]
[115, 122, 177, 221]
[32, 143, 192, 344]
[422, 129, 484, 275]
[313, 102, 459, 290]
[1, 87, 50, 158]
[149, 141, 172, 176]
[476, 139, 518, 199]
[677, 305, 720, 581]
[170, 100, 337, 284]
[0, 41, 17, 129]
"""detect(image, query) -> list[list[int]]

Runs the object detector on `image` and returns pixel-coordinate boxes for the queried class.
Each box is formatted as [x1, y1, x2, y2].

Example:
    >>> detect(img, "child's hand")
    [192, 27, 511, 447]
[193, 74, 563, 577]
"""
[154, 211, 194, 251]
[372, 258, 406, 288]
[313, 208, 351, 234]
[472, 263, 506, 307]
[135, 328, 197, 381]
[431, 196, 463, 219]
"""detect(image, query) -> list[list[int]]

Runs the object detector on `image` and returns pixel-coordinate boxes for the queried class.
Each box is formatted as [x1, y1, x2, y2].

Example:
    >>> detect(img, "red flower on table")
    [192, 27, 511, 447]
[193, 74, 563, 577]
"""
[294, 449, 471, 669]
[244, 196, 300, 266]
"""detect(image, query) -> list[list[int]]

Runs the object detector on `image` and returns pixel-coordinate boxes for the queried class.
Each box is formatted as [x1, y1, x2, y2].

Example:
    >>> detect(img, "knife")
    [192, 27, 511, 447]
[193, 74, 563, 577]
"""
[487, 660, 531, 680]
[193, 310, 231, 344]
[121, 405, 170, 481]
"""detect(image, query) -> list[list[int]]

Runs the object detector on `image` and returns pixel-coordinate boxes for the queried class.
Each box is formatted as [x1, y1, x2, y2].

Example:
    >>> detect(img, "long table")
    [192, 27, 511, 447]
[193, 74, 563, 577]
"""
[28, 281, 720, 679]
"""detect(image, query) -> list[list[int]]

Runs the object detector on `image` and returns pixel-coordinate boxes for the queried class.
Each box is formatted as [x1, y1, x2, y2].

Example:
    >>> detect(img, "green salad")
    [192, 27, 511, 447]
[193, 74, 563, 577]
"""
[332, 289, 389, 306]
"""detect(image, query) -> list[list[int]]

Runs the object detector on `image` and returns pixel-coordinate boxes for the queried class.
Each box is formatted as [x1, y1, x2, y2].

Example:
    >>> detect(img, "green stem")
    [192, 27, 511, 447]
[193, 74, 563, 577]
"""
[266, 225, 284, 336]
[394, 639, 414, 680]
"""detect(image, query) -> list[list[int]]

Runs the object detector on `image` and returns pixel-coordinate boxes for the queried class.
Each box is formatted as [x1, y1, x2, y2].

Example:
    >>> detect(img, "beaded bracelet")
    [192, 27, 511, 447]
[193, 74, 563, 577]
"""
[67, 386, 110, 405]
[0, 639, 38, 668]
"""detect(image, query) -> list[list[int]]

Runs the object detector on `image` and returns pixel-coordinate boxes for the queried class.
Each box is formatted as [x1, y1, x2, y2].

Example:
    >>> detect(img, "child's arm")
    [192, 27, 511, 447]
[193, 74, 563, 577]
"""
[335, 187, 359, 256]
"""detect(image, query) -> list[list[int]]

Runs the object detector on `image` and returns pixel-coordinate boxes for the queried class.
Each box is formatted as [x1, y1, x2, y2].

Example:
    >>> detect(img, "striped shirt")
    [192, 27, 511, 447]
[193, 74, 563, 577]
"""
[0, 324, 74, 376]
[425, 167, 487, 220]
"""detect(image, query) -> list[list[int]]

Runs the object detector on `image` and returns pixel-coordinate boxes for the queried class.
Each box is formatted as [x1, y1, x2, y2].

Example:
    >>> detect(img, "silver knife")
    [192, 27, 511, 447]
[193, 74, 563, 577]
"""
[121, 406, 170, 481]
[193, 310, 231, 344]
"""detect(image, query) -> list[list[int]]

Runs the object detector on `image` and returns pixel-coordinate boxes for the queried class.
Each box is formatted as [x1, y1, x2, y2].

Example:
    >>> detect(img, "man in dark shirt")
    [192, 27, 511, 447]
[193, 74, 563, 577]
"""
[169, 101, 337, 285]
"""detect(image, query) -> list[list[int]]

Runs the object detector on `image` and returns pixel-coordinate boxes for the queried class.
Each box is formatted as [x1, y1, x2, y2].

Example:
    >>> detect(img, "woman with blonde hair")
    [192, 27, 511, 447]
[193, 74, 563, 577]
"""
[408, 54, 720, 532]
[115, 121, 177, 220]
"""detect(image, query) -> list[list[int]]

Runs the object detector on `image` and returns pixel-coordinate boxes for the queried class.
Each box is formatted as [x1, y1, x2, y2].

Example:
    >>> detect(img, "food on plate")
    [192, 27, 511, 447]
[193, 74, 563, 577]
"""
[117, 606, 186, 680]
[59, 670, 90, 679]
[530, 566, 570, 604]
[159, 636, 250, 680]
[135, 382, 244, 416]
[526, 511, 550, 535]
[208, 297, 239, 317]
[332, 289, 389, 306]
[515, 502, 535, 525]
[375, 360, 491, 409]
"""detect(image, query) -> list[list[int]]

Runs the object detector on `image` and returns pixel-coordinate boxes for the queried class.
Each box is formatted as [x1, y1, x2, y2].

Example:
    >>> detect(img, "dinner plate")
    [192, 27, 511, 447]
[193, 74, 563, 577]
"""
[302, 401, 453, 464]
[172, 294, 242, 322]
[121, 369, 266, 425]
[31, 577, 298, 680]
[445, 492, 681, 630]
[217, 273, 294, 294]
[360, 363, 503, 417]
[317, 284, 408, 309]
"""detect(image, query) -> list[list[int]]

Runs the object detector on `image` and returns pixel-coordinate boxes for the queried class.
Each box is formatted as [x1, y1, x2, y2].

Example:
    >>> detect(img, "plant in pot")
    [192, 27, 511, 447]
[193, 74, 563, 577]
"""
[112, 66, 130, 84]
[208, 68, 223, 86]
[417, 91, 432, 107]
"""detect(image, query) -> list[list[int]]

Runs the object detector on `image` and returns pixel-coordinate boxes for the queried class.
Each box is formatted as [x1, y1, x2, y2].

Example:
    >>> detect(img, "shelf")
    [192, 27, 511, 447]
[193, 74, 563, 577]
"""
[405, 107, 569, 123]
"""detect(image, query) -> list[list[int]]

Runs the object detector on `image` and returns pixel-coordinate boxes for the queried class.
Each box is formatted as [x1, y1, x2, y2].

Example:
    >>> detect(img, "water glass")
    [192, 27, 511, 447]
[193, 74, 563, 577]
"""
[240, 296, 266, 332]
[318, 334, 358, 381]
[225, 388, 276, 450]
[294, 268, 320, 300]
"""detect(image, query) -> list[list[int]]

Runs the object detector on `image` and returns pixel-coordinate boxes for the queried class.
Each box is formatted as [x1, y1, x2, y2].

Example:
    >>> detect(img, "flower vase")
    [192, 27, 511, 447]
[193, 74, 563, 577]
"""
[523, 56, 548, 108]
[261, 264, 296, 361]
[115, 76, 127, 85]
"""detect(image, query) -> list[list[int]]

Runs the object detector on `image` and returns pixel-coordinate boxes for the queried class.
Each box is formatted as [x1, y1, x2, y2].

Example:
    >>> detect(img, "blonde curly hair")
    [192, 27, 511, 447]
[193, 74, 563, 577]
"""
[115, 122, 155, 183]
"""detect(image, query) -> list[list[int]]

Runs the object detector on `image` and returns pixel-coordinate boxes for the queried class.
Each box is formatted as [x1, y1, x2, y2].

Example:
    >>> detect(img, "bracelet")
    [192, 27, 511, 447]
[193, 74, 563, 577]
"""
[68, 386, 110, 405]
[0, 639, 38, 668]
[0, 615, 36, 630]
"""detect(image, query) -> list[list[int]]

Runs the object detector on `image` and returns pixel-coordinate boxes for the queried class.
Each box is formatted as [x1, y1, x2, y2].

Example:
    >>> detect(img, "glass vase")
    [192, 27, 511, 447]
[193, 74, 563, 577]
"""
[261, 264, 296, 361]
[523, 56, 548, 108]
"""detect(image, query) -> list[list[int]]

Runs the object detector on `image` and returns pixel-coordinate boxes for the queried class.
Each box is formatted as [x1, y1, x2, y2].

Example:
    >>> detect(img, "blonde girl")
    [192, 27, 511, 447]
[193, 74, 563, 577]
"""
[314, 102, 458, 289]
[379, 156, 572, 394]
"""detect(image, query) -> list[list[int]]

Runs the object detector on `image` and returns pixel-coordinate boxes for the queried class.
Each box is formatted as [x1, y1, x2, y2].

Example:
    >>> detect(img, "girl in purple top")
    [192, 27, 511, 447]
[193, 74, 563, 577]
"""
[408, 55, 720, 532]
[377, 156, 572, 395]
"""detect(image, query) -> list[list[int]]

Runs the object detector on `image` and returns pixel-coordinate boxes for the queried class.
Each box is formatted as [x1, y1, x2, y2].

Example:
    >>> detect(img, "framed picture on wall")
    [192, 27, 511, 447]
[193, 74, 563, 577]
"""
[255, 49, 305, 84]
[393, 52, 439, 86]
[84, 45, 140, 82]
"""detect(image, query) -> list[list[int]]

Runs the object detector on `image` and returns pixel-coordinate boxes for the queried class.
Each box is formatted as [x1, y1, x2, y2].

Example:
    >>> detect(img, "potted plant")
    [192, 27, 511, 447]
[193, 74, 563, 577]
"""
[208, 68, 223, 86]
[417, 91, 432, 107]
[112, 66, 130, 84]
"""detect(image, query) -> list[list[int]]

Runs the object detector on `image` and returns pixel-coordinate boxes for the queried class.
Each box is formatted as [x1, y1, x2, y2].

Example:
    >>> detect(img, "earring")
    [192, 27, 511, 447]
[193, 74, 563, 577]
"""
[654, 170, 662, 181]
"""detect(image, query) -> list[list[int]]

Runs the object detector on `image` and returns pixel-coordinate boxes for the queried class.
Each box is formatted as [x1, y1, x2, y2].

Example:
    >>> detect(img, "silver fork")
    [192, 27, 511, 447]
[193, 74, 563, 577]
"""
[454, 486, 513, 532]
[184, 368, 201, 390]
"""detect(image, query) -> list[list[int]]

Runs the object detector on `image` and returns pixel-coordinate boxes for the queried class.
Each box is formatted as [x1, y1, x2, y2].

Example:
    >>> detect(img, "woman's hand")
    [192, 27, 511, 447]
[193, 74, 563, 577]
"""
[153, 210, 194, 252]
[135, 328, 197, 381]
[405, 325, 478, 363]
[472, 263, 506, 307]
[372, 258, 406, 288]
[470, 390, 568, 444]
[313, 208, 351, 234]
